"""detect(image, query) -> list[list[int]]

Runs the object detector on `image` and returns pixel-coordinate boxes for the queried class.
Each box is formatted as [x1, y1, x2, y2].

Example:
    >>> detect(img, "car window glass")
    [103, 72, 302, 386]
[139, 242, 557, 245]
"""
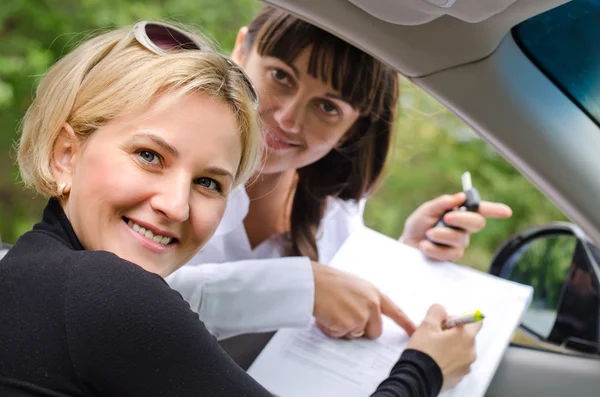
[367, 77, 600, 357]
[513, 0, 600, 125]
[365, 77, 569, 272]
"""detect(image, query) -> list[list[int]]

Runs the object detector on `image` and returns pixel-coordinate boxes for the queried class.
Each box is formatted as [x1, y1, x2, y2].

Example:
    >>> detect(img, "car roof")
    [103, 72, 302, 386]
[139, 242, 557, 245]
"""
[265, 0, 600, 247]
[263, 0, 569, 77]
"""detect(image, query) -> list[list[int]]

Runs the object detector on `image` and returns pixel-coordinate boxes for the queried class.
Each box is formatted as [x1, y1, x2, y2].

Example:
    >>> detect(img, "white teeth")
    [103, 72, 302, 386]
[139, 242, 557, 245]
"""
[125, 219, 173, 246]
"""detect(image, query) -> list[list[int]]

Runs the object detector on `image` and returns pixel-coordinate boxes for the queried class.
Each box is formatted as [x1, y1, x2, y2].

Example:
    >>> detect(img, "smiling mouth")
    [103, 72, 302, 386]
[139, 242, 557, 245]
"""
[122, 217, 177, 246]
[265, 131, 302, 149]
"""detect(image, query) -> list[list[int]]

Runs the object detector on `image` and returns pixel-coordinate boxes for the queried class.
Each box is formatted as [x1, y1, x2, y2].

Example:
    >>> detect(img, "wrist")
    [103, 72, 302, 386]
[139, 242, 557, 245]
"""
[311, 261, 334, 319]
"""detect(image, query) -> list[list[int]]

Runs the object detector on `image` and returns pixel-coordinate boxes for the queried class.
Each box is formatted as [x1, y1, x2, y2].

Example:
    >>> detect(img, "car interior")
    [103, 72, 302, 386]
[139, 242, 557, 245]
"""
[261, 0, 600, 395]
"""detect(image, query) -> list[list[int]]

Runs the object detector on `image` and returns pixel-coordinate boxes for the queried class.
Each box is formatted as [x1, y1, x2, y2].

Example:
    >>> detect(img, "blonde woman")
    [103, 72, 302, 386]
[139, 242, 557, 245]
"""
[0, 22, 478, 396]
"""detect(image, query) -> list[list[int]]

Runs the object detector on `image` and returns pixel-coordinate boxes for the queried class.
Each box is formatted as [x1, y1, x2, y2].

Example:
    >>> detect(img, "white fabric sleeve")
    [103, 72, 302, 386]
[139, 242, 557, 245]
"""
[165, 257, 315, 340]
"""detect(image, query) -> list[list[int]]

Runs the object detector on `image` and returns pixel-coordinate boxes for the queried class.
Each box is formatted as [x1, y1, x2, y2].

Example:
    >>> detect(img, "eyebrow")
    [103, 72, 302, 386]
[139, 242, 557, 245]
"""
[206, 166, 235, 182]
[324, 93, 353, 105]
[282, 61, 353, 106]
[134, 132, 179, 157]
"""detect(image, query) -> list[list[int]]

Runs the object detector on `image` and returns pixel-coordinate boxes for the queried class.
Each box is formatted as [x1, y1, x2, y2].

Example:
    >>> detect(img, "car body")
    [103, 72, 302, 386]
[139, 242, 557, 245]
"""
[262, 0, 600, 395]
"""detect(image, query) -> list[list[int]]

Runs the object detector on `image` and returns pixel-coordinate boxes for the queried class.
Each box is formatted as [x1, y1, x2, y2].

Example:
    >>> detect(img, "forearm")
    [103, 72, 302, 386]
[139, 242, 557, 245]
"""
[166, 257, 315, 340]
[371, 350, 443, 397]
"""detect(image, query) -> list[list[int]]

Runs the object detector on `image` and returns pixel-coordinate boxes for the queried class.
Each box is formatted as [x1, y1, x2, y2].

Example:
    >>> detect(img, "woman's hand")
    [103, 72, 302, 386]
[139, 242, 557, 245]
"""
[401, 192, 512, 262]
[311, 261, 417, 340]
[406, 304, 482, 391]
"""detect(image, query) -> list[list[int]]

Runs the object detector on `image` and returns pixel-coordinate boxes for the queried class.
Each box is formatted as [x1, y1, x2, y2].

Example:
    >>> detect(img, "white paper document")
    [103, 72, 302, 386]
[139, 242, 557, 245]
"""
[248, 227, 533, 397]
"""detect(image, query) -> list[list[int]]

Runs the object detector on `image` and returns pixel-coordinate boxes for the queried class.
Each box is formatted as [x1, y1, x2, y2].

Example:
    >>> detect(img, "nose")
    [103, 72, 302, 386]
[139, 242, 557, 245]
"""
[150, 172, 191, 223]
[273, 95, 304, 134]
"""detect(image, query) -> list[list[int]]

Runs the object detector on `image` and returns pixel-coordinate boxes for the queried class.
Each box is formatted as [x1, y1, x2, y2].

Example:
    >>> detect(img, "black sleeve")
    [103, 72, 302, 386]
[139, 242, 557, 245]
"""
[64, 252, 272, 397]
[64, 251, 441, 397]
[371, 349, 443, 397]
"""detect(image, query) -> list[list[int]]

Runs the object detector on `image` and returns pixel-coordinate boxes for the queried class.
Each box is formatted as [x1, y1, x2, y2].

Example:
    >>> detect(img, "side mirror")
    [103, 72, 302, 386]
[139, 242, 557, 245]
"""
[489, 222, 600, 355]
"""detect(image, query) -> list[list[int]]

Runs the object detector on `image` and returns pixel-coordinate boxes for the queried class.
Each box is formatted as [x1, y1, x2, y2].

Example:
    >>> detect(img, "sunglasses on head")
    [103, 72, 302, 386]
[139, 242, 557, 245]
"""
[118, 21, 260, 109]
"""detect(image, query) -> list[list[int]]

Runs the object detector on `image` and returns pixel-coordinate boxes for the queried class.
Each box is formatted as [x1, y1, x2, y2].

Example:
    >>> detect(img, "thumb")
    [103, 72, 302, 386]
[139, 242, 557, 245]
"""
[423, 304, 449, 327]
[381, 293, 417, 335]
[425, 193, 466, 217]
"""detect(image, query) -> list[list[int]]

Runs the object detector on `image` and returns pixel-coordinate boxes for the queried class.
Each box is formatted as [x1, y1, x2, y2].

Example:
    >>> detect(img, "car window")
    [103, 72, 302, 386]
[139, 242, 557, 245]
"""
[365, 77, 568, 272]
[367, 77, 600, 358]
[513, 0, 600, 125]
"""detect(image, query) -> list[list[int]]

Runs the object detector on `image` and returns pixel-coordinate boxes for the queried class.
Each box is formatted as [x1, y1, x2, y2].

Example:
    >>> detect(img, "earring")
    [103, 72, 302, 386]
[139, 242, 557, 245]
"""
[57, 182, 67, 197]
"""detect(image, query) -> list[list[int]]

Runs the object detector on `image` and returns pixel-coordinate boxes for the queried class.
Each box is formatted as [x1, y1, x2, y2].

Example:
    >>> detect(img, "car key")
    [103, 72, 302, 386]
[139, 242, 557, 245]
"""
[430, 171, 481, 246]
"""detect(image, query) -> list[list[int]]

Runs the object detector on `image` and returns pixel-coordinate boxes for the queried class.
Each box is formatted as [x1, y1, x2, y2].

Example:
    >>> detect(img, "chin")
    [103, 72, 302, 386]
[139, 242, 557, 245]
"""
[261, 160, 294, 175]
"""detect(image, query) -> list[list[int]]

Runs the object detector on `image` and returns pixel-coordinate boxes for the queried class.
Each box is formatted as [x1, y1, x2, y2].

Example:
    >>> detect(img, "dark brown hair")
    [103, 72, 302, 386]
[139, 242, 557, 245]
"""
[244, 6, 399, 261]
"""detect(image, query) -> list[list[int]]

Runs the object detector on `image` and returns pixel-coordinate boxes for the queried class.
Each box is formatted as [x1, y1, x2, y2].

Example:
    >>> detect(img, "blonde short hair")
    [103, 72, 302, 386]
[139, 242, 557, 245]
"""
[17, 23, 263, 196]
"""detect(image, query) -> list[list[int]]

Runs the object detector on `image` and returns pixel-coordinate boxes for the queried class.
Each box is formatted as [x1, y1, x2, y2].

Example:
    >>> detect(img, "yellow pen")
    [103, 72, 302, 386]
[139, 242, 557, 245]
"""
[442, 310, 485, 330]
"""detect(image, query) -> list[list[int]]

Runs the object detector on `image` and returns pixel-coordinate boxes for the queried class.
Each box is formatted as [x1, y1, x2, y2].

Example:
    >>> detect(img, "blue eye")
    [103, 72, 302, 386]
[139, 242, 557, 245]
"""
[196, 177, 220, 192]
[139, 150, 159, 164]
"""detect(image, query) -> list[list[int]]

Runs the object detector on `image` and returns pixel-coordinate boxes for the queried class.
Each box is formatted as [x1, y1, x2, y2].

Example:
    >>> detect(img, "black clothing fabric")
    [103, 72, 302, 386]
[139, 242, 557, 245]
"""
[0, 199, 443, 397]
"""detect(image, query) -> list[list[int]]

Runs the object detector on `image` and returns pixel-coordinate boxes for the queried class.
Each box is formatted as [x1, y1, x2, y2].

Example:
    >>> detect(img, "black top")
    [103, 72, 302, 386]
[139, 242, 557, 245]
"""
[0, 199, 443, 397]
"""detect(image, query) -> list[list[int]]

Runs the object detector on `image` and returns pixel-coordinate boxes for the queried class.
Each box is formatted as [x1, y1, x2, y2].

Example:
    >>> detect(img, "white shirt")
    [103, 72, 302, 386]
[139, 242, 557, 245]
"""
[166, 186, 366, 340]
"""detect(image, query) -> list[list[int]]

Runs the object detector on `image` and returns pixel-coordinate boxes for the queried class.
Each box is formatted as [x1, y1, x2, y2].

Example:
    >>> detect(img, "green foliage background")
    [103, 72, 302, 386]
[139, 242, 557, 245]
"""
[0, 0, 568, 272]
